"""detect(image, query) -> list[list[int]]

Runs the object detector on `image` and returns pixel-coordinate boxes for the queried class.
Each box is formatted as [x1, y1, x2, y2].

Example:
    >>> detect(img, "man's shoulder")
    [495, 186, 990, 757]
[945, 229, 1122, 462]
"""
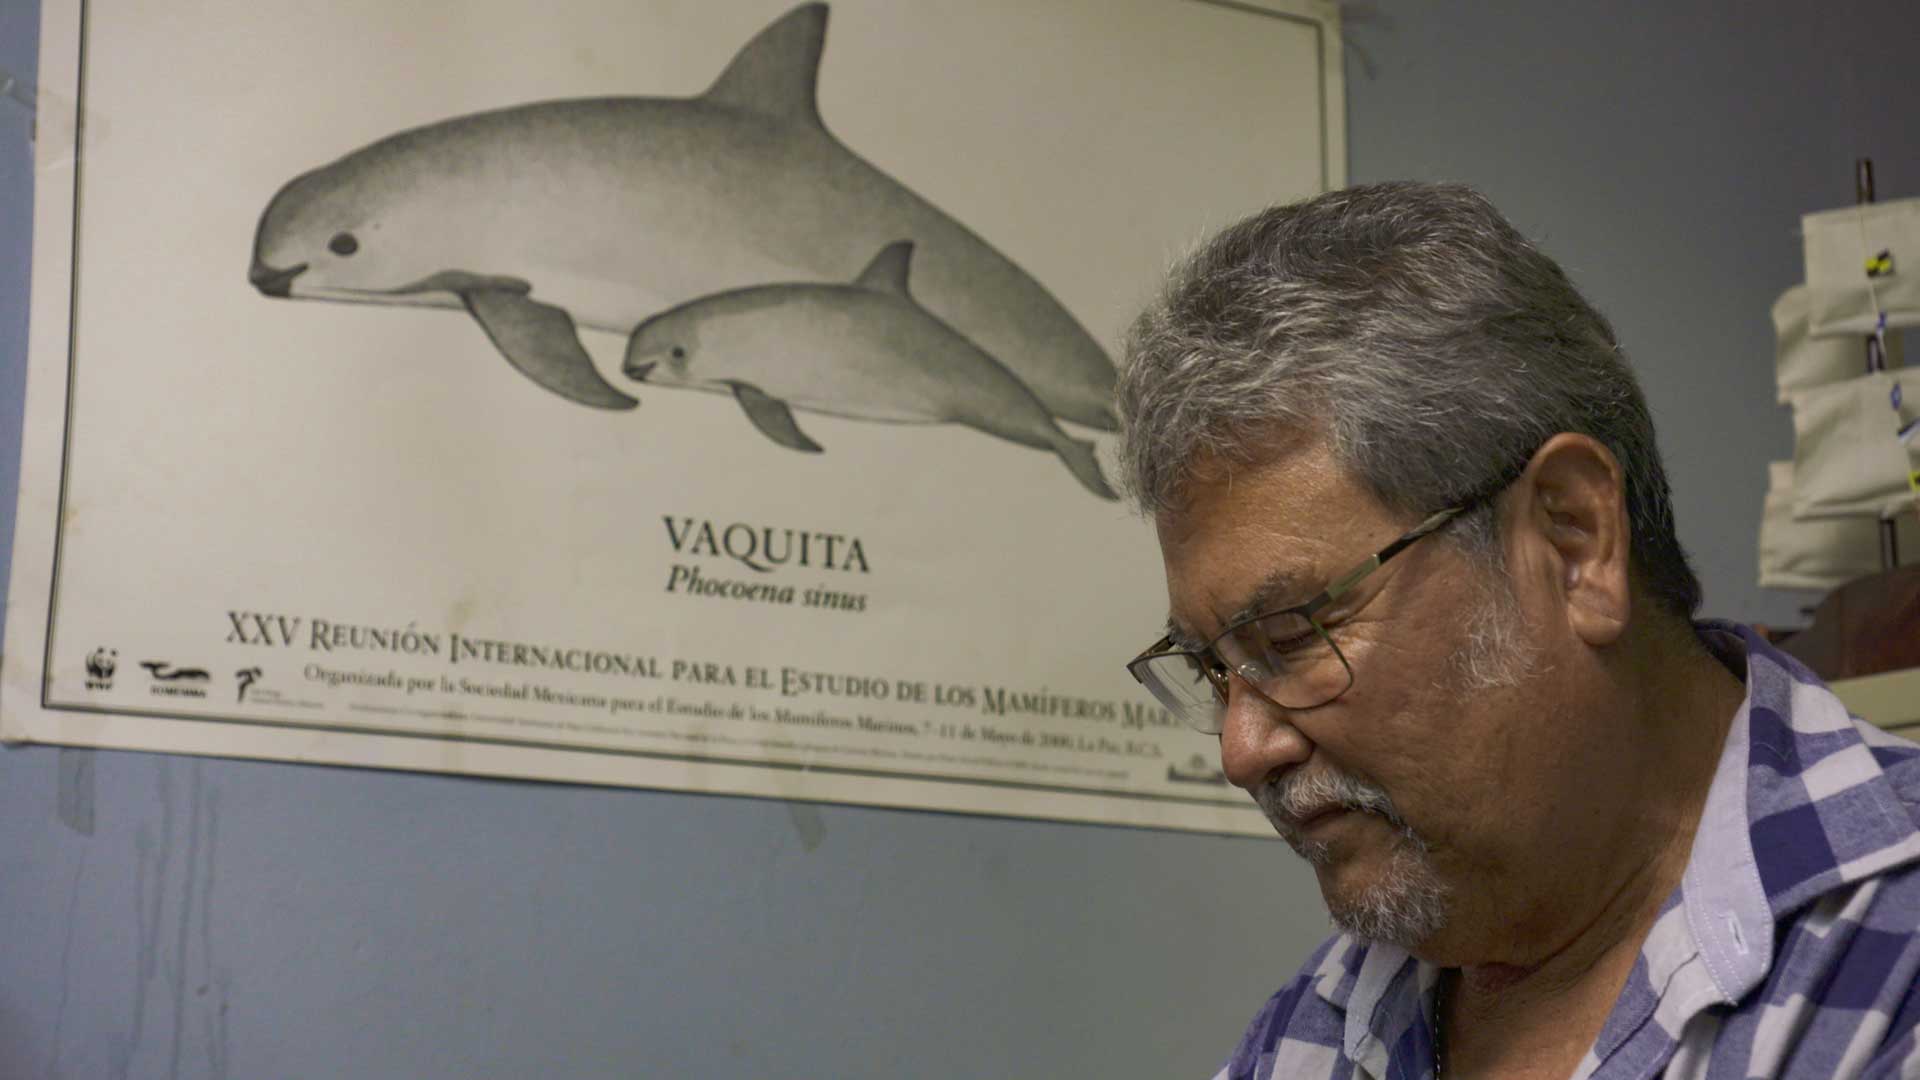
[1714, 852, 1920, 1077]
[1735, 625, 1920, 915]
[1217, 934, 1364, 1080]
[1775, 841, 1920, 965]
[1859, 721, 1920, 818]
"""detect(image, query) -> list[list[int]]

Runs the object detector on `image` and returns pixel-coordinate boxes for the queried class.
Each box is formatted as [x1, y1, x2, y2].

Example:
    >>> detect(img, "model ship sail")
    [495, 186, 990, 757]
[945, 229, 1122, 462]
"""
[1758, 196, 1919, 593]
[1788, 369, 1915, 519]
[1761, 461, 1917, 590]
[1771, 284, 1905, 403]
[1802, 198, 1920, 336]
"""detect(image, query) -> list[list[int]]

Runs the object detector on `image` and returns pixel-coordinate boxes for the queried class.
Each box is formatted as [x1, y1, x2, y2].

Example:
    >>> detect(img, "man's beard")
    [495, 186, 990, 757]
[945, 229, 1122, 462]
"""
[1252, 566, 1539, 949]
[1255, 767, 1452, 948]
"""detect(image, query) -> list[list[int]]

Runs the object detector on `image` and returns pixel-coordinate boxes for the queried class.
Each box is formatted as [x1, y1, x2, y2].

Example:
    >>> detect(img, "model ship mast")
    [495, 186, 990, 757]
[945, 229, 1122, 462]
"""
[1859, 159, 1903, 569]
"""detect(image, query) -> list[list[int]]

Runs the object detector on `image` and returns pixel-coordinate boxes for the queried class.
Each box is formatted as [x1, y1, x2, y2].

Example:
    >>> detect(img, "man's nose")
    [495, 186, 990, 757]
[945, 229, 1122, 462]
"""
[1217, 674, 1313, 791]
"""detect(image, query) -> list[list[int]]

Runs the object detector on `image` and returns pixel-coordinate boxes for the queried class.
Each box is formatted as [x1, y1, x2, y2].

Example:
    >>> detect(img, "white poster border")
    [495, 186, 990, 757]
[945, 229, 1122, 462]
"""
[4, 0, 1344, 837]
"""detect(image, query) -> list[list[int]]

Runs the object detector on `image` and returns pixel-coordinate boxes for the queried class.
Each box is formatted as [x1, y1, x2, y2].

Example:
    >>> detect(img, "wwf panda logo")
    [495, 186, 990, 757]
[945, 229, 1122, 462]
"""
[85, 647, 117, 688]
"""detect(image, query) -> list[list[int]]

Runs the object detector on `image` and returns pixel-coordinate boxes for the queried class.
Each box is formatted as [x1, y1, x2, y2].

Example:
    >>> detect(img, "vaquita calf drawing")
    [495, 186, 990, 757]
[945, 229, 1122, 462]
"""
[624, 242, 1117, 500]
[247, 2, 1120, 497]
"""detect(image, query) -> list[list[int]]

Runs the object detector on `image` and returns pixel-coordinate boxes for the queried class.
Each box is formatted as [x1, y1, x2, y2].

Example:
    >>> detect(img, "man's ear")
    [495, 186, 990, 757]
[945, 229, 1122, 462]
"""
[1516, 433, 1631, 646]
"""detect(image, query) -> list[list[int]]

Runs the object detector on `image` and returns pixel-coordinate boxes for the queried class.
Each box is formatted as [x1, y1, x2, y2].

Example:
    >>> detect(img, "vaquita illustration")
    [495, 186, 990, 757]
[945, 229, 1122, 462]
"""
[246, 2, 1118, 432]
[624, 241, 1118, 500]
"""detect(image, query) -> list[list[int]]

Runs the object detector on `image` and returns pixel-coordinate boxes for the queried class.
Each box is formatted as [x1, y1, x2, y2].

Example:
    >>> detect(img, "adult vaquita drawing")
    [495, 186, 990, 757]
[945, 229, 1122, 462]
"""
[246, 2, 1121, 499]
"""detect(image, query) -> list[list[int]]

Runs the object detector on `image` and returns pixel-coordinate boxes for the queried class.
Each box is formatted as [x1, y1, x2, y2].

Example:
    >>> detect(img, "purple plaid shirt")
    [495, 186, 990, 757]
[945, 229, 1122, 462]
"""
[1215, 622, 1920, 1080]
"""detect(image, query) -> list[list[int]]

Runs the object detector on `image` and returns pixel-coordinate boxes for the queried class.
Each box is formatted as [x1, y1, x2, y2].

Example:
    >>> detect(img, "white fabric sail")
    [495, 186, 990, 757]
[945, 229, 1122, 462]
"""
[1803, 197, 1920, 337]
[1773, 284, 1904, 403]
[1760, 461, 1918, 590]
[1787, 369, 1918, 520]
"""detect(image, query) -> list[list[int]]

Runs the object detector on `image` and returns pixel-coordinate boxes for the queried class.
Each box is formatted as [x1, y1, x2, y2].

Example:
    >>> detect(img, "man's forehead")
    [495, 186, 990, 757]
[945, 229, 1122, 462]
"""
[1168, 426, 1359, 507]
[1154, 441, 1359, 553]
[1152, 439, 1386, 642]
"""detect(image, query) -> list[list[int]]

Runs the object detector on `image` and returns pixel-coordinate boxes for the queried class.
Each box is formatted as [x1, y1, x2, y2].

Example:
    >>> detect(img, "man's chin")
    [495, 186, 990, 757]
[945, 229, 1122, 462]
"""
[1307, 832, 1390, 895]
[1311, 838, 1452, 948]
[1288, 836, 1334, 866]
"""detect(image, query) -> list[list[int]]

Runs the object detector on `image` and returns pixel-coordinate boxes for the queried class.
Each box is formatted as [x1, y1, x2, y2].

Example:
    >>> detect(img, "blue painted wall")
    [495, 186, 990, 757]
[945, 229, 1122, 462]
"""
[2, 1, 1916, 1076]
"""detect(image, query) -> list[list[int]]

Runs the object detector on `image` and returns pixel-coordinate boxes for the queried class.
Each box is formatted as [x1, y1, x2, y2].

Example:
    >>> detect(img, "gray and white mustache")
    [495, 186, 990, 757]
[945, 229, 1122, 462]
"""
[1255, 768, 1406, 838]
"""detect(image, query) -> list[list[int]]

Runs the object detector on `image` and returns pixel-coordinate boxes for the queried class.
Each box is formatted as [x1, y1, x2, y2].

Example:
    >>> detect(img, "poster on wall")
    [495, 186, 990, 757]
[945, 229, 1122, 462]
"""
[3, 0, 1343, 835]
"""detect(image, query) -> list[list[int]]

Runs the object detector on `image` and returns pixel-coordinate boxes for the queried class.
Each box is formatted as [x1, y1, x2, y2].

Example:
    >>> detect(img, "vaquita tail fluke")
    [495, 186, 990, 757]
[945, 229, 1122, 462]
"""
[1056, 437, 1118, 501]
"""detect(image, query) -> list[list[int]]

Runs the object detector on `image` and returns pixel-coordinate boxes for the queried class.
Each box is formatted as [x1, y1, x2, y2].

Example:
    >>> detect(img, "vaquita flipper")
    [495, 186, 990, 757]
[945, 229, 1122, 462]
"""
[460, 288, 638, 410]
[729, 382, 822, 452]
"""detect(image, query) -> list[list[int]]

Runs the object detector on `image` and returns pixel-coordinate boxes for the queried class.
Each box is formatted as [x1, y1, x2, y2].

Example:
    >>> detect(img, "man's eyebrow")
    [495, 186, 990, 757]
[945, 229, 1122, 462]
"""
[1221, 564, 1313, 622]
[1167, 564, 1314, 649]
[1163, 616, 1205, 652]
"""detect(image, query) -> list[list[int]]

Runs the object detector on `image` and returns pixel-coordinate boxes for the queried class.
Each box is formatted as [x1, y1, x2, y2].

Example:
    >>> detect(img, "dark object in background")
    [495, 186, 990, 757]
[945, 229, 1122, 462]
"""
[1777, 564, 1920, 681]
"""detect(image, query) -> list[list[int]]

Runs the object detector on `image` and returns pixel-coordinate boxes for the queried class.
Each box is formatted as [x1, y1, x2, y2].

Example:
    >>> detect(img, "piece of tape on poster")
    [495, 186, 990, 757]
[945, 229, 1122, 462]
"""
[1, 66, 101, 165]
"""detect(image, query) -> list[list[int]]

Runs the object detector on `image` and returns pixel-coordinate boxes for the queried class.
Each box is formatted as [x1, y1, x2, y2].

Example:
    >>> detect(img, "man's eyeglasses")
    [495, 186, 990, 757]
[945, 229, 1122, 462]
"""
[1125, 503, 1472, 734]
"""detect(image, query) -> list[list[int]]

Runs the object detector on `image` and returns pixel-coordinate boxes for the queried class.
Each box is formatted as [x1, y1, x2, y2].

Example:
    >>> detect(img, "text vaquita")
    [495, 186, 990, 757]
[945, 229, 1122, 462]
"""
[662, 515, 869, 574]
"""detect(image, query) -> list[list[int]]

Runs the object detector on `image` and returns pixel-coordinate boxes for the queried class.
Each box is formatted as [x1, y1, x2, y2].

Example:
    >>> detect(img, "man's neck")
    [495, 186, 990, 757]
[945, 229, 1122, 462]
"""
[1435, 624, 1747, 1078]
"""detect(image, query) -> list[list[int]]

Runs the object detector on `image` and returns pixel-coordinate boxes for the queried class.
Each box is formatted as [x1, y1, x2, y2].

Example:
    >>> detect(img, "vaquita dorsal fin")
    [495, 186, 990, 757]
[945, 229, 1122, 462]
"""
[853, 241, 915, 299]
[703, 3, 828, 128]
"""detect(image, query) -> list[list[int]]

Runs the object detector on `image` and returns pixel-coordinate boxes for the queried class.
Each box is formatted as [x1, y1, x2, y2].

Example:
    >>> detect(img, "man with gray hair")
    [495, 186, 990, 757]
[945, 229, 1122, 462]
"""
[1118, 182, 1920, 1079]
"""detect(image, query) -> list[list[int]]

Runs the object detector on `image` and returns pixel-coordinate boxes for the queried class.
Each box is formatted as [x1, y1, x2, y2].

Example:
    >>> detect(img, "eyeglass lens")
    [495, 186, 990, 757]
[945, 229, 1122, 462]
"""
[1136, 613, 1353, 732]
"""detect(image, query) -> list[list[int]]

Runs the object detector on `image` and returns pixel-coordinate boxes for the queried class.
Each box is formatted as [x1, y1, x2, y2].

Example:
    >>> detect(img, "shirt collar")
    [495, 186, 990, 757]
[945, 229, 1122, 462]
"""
[1714, 621, 1920, 936]
[1640, 620, 1920, 1027]
[1676, 621, 1770, 1001]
